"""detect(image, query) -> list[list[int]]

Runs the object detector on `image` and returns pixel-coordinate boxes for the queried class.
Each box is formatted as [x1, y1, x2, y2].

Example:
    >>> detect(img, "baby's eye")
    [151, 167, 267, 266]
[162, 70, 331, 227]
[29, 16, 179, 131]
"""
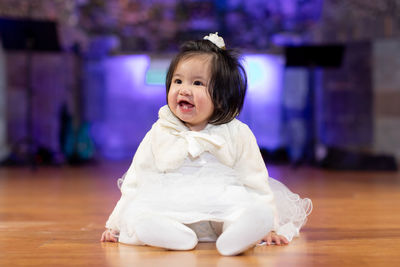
[174, 79, 182, 84]
[193, 80, 204, 86]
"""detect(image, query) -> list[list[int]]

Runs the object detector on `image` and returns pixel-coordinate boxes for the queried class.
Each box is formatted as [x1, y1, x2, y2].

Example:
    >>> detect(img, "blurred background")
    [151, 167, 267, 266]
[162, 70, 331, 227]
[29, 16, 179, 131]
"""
[0, 0, 399, 170]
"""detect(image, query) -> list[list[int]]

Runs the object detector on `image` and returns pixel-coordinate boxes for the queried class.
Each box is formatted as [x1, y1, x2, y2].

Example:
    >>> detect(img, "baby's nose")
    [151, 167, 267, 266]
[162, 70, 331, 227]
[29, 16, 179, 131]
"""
[179, 87, 192, 95]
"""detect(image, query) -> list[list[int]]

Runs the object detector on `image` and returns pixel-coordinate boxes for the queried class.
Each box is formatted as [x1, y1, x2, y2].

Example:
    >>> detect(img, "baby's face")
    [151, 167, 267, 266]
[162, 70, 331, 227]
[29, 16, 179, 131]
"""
[168, 54, 214, 131]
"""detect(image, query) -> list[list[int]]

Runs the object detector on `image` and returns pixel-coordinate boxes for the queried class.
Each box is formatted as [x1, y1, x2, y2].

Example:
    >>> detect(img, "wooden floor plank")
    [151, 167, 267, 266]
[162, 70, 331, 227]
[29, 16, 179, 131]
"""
[1, 162, 399, 266]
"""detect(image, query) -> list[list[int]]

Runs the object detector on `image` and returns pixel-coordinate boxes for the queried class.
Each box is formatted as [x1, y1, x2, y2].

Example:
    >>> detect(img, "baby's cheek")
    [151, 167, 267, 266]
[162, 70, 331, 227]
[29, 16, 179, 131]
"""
[167, 90, 176, 104]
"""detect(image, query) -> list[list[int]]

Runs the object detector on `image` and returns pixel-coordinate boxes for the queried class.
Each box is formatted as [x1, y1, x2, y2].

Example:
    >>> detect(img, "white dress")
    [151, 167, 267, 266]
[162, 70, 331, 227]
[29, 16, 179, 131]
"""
[106, 105, 312, 242]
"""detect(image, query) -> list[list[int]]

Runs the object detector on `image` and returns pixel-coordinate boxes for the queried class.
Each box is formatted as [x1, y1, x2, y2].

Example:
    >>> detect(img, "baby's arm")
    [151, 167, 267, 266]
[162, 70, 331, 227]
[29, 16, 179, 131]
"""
[101, 127, 155, 243]
[100, 229, 119, 242]
[233, 123, 279, 227]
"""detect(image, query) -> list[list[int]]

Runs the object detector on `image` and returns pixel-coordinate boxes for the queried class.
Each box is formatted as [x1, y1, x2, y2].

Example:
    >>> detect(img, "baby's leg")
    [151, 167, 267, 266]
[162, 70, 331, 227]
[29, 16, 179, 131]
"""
[134, 215, 198, 251]
[216, 204, 274, 256]
[118, 230, 144, 245]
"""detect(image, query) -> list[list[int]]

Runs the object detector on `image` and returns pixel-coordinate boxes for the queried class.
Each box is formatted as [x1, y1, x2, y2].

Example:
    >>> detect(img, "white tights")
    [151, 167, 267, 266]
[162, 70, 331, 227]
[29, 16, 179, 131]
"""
[119, 204, 274, 256]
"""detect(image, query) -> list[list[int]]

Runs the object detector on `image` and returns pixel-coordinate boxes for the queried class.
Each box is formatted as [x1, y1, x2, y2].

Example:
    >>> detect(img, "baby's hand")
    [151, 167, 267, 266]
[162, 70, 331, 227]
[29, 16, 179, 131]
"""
[100, 229, 119, 242]
[260, 231, 289, 246]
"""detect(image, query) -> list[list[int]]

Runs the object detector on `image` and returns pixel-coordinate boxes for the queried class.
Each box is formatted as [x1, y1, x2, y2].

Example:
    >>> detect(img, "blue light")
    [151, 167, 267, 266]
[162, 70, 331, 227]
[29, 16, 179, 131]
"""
[246, 56, 267, 88]
[241, 54, 285, 149]
[95, 53, 285, 159]
[145, 57, 171, 86]
[243, 54, 284, 104]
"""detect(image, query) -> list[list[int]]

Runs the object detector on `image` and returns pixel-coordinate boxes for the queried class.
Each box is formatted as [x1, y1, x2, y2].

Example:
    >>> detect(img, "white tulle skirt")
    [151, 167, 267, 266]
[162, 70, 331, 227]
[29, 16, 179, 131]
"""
[117, 154, 312, 242]
[268, 178, 312, 240]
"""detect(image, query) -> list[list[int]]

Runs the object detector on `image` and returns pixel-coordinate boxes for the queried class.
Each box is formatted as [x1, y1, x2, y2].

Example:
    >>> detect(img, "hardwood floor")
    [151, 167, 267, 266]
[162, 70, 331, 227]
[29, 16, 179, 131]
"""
[1, 161, 400, 266]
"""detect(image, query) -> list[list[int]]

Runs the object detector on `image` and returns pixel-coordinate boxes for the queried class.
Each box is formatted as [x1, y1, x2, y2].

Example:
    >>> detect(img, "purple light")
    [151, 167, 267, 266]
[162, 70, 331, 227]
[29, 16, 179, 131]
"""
[95, 53, 285, 159]
[92, 55, 166, 159]
[241, 54, 285, 149]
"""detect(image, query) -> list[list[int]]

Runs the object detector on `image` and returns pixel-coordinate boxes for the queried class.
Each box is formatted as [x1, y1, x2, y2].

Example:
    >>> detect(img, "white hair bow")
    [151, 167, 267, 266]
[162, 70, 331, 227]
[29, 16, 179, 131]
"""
[204, 32, 226, 49]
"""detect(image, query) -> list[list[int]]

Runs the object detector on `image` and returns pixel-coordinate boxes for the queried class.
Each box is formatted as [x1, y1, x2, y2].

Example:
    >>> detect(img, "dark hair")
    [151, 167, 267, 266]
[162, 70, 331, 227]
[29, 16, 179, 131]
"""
[166, 39, 247, 125]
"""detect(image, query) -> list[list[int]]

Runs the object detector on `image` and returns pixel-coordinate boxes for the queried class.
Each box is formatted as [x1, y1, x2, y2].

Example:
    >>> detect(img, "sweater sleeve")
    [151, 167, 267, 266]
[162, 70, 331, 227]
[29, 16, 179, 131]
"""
[233, 122, 279, 230]
[105, 127, 155, 231]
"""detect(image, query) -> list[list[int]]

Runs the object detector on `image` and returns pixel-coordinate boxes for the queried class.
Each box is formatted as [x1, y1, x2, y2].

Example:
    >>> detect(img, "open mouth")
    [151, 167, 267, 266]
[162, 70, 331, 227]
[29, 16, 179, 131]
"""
[178, 100, 194, 110]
